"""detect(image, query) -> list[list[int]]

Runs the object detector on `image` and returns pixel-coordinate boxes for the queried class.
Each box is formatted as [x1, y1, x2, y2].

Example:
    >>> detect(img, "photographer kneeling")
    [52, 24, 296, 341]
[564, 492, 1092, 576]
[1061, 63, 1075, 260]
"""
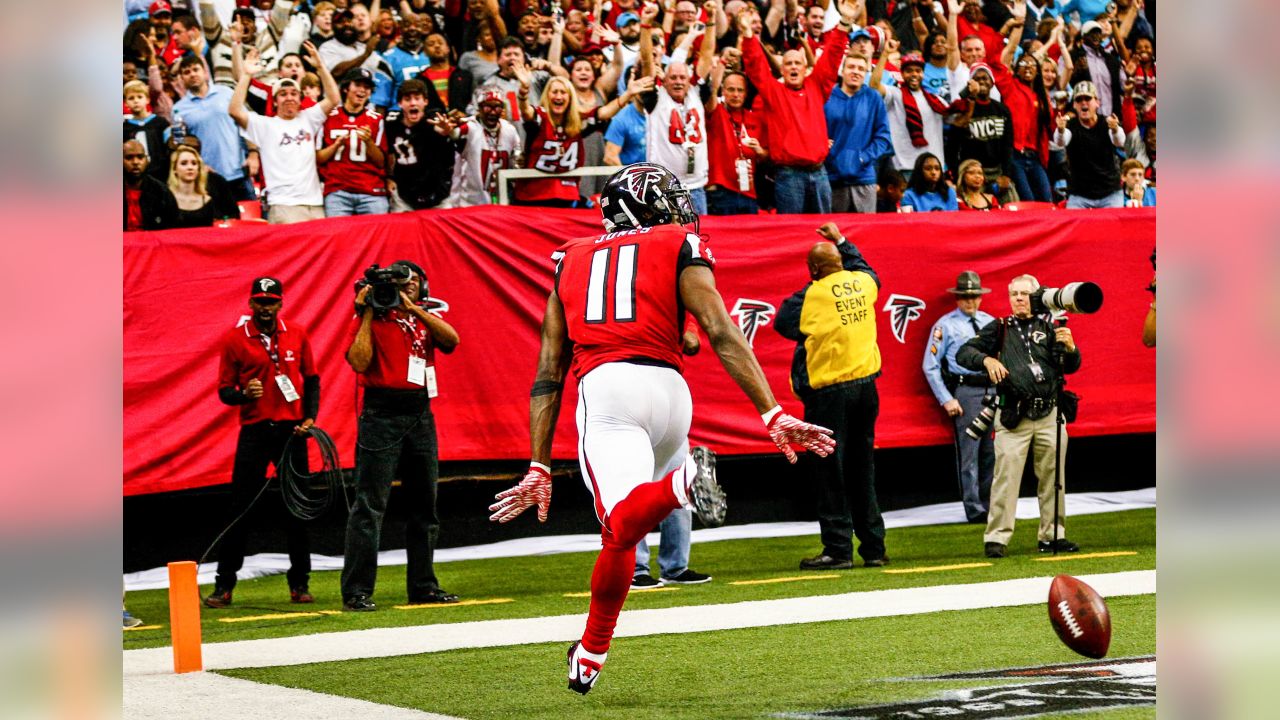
[341, 261, 460, 611]
[956, 274, 1083, 559]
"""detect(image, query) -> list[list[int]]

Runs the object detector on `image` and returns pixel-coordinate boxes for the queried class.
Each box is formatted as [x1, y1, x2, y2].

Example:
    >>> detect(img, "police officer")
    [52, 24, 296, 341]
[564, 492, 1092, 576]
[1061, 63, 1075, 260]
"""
[922, 271, 996, 524]
[206, 277, 319, 608]
[775, 222, 888, 570]
[341, 260, 461, 611]
[956, 274, 1082, 559]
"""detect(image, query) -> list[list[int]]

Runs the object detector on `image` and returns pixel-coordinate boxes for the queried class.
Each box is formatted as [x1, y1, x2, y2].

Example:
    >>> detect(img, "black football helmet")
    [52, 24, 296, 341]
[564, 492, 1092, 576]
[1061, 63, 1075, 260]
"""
[599, 163, 699, 233]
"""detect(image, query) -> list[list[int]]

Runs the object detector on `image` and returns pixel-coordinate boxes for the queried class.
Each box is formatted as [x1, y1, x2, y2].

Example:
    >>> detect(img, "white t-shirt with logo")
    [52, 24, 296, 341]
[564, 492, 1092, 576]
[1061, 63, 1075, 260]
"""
[645, 86, 708, 190]
[244, 105, 328, 206]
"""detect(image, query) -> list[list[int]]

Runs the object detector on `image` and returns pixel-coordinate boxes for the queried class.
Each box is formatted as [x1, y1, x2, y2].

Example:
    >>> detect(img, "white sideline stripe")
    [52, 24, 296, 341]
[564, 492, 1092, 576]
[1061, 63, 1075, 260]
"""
[124, 488, 1155, 591]
[124, 671, 463, 720]
[124, 569, 1154, 676]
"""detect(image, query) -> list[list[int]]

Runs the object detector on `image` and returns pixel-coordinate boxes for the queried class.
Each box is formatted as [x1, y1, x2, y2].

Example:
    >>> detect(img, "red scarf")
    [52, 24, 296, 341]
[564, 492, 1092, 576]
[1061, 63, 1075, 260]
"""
[901, 87, 958, 147]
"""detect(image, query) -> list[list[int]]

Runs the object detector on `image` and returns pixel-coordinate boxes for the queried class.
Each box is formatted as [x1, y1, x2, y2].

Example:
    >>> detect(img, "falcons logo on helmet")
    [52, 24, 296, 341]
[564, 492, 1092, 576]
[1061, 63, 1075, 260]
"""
[882, 294, 926, 343]
[730, 298, 775, 348]
[622, 166, 665, 203]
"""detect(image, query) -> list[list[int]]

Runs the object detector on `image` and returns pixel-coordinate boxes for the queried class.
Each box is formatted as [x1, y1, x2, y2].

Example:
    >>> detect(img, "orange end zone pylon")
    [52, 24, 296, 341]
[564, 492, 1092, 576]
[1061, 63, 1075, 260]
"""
[167, 561, 203, 673]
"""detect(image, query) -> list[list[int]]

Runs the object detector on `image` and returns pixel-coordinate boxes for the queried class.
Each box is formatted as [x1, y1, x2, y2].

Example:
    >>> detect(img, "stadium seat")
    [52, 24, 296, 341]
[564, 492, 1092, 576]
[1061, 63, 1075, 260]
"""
[237, 201, 263, 220]
[214, 218, 268, 228]
[1004, 201, 1057, 212]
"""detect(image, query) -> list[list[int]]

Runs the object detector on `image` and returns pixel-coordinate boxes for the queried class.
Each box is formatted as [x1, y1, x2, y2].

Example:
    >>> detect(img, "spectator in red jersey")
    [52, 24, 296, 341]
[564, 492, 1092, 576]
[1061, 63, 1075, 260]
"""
[740, 2, 854, 214]
[230, 42, 341, 224]
[1125, 35, 1154, 124]
[124, 140, 177, 231]
[148, 1, 175, 56]
[163, 11, 208, 68]
[956, 0, 1005, 66]
[801, 4, 827, 53]
[994, 3, 1055, 202]
[318, 67, 390, 216]
[431, 89, 524, 207]
[705, 61, 767, 215]
[512, 71, 643, 206]
[956, 158, 1000, 210]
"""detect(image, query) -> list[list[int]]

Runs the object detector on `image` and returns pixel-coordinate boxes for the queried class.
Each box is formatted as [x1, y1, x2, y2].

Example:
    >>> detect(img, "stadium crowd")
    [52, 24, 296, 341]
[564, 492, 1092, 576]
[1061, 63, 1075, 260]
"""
[123, 0, 1156, 230]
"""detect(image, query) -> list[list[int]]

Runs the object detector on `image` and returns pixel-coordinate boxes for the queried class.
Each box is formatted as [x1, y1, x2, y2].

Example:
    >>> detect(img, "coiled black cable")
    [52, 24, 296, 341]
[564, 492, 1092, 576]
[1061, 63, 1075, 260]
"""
[279, 426, 348, 521]
[197, 425, 347, 569]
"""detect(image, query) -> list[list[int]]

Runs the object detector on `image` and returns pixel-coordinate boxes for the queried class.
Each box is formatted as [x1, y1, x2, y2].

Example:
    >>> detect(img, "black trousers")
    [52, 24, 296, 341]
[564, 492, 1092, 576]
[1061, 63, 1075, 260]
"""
[341, 392, 441, 601]
[803, 380, 886, 562]
[215, 420, 311, 590]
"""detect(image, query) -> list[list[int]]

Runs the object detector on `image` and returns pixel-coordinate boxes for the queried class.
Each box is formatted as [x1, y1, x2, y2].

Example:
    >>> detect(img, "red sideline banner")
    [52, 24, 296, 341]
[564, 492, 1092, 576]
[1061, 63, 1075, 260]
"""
[124, 207, 1155, 495]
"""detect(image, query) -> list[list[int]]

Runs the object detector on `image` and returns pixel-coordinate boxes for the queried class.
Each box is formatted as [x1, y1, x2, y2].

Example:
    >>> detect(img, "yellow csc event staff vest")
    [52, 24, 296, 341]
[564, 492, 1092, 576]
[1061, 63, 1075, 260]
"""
[797, 269, 881, 391]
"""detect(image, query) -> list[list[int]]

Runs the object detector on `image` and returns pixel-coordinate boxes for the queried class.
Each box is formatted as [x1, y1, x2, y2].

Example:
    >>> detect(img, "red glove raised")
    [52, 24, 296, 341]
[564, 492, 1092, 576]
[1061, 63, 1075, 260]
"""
[763, 406, 836, 463]
[488, 463, 553, 523]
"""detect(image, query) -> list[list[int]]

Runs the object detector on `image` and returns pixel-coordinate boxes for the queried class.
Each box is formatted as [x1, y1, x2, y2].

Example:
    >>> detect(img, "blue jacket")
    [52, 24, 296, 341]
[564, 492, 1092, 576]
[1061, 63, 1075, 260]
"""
[901, 187, 957, 212]
[824, 84, 893, 186]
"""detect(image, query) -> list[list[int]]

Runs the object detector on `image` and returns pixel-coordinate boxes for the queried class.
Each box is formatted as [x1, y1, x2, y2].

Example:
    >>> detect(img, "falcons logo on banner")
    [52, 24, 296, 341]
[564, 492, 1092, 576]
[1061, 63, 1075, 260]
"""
[730, 298, 775, 348]
[622, 166, 664, 203]
[882, 294, 926, 344]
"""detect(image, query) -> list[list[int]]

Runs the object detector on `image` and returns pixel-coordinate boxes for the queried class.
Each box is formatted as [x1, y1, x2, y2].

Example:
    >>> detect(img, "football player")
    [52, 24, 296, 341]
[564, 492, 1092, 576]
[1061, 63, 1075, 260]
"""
[488, 163, 836, 694]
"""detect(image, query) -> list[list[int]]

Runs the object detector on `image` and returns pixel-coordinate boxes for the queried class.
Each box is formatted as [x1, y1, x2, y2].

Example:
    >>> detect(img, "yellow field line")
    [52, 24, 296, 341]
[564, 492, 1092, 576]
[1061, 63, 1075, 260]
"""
[124, 624, 163, 632]
[1034, 551, 1138, 562]
[218, 611, 329, 623]
[564, 586, 682, 598]
[730, 574, 842, 586]
[882, 562, 993, 574]
[393, 598, 515, 610]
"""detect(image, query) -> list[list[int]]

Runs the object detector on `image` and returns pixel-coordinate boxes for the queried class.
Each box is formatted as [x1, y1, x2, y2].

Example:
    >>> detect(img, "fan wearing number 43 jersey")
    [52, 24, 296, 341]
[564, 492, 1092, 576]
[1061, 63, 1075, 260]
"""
[487, 163, 836, 695]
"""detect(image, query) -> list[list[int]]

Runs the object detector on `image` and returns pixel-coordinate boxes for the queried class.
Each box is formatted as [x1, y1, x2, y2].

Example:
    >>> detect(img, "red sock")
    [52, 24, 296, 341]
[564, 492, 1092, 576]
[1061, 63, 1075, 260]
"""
[581, 480, 680, 654]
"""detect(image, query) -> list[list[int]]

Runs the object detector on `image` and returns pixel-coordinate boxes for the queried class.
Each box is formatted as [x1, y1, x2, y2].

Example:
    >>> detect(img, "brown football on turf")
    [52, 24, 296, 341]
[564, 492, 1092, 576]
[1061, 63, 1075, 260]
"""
[1048, 574, 1112, 659]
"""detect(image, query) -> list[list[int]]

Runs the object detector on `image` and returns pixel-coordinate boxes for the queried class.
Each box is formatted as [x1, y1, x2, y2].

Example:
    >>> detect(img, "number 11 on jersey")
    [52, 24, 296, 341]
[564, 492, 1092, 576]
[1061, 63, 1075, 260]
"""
[585, 244, 638, 324]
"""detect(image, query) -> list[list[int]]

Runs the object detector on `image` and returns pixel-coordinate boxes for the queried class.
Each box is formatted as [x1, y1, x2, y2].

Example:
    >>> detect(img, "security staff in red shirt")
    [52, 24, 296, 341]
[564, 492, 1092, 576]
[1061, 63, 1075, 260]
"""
[205, 277, 320, 609]
[341, 261, 460, 611]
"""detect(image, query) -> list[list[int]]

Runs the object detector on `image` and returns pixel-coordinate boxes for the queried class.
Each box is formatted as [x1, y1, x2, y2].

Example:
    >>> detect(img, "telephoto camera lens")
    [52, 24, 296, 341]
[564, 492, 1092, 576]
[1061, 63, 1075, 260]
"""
[965, 395, 999, 440]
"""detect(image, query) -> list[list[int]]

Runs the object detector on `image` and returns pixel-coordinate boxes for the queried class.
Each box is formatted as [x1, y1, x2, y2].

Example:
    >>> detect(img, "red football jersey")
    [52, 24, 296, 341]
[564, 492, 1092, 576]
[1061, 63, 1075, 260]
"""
[555, 224, 715, 380]
[319, 107, 388, 196]
[706, 104, 764, 199]
[514, 106, 601, 204]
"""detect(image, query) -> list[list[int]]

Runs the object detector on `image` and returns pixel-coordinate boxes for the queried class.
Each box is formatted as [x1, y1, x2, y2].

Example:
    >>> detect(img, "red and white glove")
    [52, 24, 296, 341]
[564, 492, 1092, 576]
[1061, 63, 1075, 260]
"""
[763, 406, 836, 463]
[488, 463, 552, 523]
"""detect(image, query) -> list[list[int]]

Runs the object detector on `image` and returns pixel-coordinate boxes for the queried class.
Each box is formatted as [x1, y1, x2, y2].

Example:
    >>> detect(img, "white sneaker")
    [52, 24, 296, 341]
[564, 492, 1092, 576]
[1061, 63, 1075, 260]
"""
[567, 641, 607, 695]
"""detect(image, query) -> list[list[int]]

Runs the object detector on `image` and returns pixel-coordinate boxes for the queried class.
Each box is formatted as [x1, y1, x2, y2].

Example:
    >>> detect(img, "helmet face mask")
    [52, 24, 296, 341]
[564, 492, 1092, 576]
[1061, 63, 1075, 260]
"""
[599, 163, 699, 234]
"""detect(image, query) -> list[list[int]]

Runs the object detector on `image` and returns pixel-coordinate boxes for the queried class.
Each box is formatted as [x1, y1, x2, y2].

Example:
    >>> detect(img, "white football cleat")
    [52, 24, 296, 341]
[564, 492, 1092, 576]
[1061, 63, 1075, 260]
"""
[567, 641, 606, 695]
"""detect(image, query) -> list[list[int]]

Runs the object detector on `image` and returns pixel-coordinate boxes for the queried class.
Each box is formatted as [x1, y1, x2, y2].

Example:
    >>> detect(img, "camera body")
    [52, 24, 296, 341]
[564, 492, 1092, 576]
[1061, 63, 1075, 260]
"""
[965, 393, 1000, 440]
[354, 263, 412, 313]
[1030, 281, 1104, 316]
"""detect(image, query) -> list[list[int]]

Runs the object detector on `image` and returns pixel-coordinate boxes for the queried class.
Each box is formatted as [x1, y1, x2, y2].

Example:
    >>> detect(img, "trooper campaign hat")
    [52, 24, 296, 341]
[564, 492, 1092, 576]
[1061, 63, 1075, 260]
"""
[946, 271, 991, 296]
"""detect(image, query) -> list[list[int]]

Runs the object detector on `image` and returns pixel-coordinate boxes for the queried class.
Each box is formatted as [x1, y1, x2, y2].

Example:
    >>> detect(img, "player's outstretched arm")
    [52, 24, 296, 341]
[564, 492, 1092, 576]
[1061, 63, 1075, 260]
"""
[679, 266, 836, 463]
[489, 291, 573, 523]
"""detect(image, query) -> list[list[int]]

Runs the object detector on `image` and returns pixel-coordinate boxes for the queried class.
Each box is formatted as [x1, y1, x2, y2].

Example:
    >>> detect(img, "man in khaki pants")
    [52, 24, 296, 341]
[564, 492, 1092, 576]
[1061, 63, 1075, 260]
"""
[955, 275, 1082, 558]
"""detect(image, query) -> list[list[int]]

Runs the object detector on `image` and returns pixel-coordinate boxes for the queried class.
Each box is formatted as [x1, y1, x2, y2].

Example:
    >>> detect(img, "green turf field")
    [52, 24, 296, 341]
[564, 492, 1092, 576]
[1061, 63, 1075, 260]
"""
[123, 508, 1154, 649]
[222, 594, 1155, 720]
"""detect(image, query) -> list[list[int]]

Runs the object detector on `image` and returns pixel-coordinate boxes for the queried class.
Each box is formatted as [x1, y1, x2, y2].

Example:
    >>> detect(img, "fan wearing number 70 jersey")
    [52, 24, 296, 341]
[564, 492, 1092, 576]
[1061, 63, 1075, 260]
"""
[487, 163, 836, 694]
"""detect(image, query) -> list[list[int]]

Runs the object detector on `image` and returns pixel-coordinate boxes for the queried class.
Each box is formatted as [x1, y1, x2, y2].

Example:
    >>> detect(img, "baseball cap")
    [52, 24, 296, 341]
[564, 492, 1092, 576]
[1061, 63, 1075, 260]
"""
[272, 77, 301, 97]
[899, 52, 926, 69]
[864, 26, 885, 53]
[617, 12, 640, 27]
[341, 67, 376, 87]
[251, 277, 283, 300]
[149, 1, 172, 16]
[578, 41, 606, 55]
[946, 271, 991, 296]
[1080, 20, 1104, 36]
[398, 78, 430, 100]
[1072, 80, 1098, 101]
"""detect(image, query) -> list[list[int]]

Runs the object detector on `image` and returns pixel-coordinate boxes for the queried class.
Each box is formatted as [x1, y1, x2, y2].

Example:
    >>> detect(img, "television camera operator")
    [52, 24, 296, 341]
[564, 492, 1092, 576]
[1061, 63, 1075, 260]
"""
[956, 274, 1100, 560]
[341, 261, 461, 611]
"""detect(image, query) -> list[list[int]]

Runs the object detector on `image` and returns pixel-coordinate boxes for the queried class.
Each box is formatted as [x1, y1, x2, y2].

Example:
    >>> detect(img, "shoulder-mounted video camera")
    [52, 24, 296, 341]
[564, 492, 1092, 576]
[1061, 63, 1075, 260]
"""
[354, 263, 413, 313]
